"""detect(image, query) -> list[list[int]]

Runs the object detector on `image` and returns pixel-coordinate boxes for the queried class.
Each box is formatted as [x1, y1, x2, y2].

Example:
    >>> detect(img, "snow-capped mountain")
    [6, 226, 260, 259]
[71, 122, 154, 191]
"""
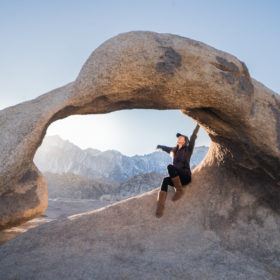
[34, 135, 208, 183]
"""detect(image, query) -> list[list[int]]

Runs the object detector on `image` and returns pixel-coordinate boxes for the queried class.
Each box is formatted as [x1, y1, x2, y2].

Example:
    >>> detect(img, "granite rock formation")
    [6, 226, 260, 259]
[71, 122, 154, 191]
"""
[0, 31, 279, 279]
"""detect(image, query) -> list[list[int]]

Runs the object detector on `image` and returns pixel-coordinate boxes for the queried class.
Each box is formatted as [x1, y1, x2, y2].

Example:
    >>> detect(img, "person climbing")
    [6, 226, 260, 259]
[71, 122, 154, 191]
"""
[155, 123, 200, 218]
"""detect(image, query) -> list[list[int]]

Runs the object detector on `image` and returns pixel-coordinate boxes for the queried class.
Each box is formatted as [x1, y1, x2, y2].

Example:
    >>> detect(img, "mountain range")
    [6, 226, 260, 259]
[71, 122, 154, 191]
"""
[34, 135, 208, 199]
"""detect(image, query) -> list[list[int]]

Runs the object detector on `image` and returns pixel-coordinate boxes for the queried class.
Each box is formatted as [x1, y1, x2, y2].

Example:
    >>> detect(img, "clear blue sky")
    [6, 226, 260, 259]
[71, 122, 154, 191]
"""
[0, 1, 279, 155]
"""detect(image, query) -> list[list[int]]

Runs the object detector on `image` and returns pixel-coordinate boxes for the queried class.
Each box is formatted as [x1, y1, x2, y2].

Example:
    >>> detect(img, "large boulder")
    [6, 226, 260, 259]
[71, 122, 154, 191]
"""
[0, 31, 279, 279]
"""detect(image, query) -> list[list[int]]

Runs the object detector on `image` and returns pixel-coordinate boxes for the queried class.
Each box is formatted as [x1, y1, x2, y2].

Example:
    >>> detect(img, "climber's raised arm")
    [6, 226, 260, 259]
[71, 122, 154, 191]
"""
[188, 124, 200, 155]
[156, 145, 173, 154]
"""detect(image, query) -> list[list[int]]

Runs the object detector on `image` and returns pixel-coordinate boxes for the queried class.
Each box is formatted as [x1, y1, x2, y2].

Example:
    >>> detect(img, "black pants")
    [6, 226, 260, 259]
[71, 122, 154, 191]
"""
[160, 164, 191, 192]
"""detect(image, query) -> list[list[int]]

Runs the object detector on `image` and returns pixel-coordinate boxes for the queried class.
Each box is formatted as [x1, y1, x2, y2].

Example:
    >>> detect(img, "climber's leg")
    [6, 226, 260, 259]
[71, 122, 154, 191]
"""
[167, 164, 184, 201]
[160, 176, 173, 192]
[167, 164, 179, 178]
[156, 176, 172, 217]
[178, 170, 192, 187]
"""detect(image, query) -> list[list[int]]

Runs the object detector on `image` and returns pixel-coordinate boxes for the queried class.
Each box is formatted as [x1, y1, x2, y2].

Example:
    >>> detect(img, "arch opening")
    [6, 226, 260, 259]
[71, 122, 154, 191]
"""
[17, 109, 207, 230]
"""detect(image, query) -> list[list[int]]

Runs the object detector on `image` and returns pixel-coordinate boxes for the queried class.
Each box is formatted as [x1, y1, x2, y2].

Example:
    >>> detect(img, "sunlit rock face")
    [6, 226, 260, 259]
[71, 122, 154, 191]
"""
[0, 31, 279, 279]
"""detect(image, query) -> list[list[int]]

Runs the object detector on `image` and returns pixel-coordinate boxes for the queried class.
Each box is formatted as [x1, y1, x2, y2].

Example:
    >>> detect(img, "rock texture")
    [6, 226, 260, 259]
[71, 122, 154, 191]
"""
[0, 31, 280, 278]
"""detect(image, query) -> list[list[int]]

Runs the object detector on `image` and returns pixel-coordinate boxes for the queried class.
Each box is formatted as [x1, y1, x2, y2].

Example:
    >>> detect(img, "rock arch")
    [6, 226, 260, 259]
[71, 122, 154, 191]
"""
[0, 30, 280, 278]
[0, 31, 279, 229]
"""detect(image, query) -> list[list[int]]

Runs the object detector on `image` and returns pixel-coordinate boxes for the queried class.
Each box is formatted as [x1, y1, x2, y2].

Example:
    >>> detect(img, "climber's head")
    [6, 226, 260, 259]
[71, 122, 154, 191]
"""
[177, 136, 186, 146]
[176, 133, 189, 146]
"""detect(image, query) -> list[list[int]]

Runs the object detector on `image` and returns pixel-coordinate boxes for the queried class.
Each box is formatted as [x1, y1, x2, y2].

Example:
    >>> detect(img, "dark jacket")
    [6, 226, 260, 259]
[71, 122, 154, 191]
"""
[157, 124, 200, 173]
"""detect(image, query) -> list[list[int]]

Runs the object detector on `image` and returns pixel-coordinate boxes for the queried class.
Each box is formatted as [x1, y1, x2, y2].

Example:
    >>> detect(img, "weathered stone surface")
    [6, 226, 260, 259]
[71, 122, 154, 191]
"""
[0, 31, 279, 279]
